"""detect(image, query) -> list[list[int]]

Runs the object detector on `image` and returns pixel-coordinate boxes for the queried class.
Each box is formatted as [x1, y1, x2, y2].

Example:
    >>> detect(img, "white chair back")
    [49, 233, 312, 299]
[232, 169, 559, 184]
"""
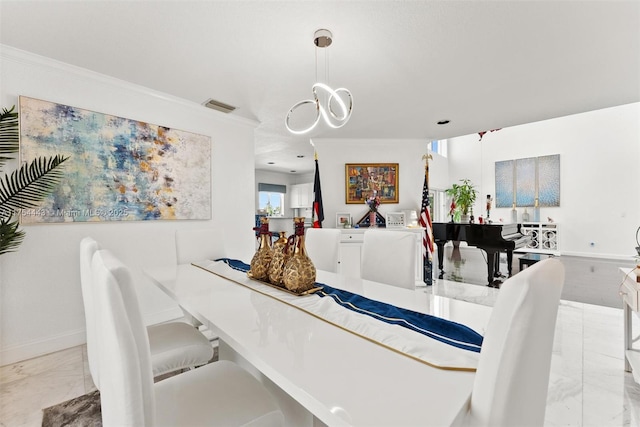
[79, 236, 101, 389]
[360, 229, 417, 289]
[466, 257, 564, 426]
[92, 249, 156, 426]
[175, 228, 226, 265]
[305, 228, 341, 273]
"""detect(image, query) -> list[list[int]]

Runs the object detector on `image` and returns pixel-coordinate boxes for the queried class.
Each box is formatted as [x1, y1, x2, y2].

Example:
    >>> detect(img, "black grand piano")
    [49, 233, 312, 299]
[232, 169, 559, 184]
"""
[432, 222, 531, 287]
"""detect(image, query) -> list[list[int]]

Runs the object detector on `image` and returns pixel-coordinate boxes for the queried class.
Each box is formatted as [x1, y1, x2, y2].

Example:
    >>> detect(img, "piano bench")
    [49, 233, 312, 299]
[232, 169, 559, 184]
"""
[518, 253, 553, 271]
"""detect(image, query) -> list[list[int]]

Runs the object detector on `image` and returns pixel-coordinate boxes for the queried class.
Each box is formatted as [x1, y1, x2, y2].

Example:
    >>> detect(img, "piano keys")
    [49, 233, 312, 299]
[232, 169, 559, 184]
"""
[432, 222, 531, 287]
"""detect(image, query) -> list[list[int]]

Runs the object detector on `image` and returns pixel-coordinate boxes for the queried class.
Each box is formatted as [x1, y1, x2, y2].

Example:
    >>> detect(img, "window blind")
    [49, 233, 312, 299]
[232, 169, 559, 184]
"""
[258, 183, 287, 193]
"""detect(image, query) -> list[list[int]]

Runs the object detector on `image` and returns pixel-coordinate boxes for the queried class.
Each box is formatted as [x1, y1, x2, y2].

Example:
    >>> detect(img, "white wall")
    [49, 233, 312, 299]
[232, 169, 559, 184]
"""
[309, 139, 446, 228]
[448, 102, 640, 258]
[270, 105, 639, 260]
[0, 46, 258, 365]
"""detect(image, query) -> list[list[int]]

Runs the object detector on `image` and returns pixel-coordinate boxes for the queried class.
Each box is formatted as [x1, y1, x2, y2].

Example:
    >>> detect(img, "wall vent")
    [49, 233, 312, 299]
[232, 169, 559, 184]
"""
[203, 98, 236, 113]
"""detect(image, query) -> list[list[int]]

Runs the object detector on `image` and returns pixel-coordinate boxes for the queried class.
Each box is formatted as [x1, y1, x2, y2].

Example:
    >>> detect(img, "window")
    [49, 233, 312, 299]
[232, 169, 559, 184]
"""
[258, 192, 284, 216]
[429, 140, 447, 157]
[258, 183, 286, 217]
[430, 189, 449, 223]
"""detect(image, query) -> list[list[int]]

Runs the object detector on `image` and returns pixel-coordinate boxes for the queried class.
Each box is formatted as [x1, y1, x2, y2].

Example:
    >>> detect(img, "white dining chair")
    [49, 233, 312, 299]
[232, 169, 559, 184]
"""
[80, 237, 213, 385]
[92, 248, 283, 427]
[455, 257, 565, 426]
[175, 228, 226, 332]
[79, 237, 102, 387]
[175, 228, 226, 265]
[304, 228, 342, 273]
[360, 229, 417, 289]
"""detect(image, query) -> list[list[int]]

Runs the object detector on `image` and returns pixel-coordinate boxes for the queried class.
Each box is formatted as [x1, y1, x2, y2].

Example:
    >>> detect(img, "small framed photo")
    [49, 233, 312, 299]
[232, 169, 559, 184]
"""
[336, 212, 352, 228]
[385, 212, 406, 228]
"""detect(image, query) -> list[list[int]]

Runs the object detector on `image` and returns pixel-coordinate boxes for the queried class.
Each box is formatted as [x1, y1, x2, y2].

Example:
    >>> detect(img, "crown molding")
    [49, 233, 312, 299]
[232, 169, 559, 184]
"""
[0, 44, 259, 129]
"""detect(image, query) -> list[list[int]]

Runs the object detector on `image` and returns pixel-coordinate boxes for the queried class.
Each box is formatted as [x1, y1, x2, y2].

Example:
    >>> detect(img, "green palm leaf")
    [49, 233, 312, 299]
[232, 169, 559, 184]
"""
[0, 104, 69, 255]
[0, 106, 19, 170]
[0, 219, 25, 255]
[0, 155, 69, 219]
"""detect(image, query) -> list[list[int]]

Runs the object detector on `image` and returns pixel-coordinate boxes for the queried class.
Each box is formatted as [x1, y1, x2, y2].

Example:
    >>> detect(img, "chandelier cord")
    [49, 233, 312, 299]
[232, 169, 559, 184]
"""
[325, 45, 329, 86]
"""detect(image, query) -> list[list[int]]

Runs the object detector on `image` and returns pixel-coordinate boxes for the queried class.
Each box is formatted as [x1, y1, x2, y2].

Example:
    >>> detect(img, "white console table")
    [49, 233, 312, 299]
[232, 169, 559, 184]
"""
[620, 267, 640, 384]
[338, 227, 425, 285]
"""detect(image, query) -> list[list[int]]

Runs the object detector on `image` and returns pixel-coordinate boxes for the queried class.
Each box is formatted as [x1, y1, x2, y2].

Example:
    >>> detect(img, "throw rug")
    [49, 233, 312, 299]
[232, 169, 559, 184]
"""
[41, 390, 101, 427]
[41, 345, 218, 426]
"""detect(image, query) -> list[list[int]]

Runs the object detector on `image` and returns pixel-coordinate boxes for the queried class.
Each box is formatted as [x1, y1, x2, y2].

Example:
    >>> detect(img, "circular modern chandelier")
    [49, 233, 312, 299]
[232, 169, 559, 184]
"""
[285, 29, 353, 135]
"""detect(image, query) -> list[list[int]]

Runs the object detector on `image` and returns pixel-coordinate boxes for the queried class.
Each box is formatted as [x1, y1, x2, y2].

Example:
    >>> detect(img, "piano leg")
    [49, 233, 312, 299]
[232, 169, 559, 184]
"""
[436, 241, 446, 279]
[506, 250, 514, 276]
[486, 250, 503, 288]
[492, 251, 514, 278]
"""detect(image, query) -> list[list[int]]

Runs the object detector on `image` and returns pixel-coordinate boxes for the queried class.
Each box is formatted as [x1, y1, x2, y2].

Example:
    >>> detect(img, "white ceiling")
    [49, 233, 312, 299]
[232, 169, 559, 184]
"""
[1, 1, 638, 174]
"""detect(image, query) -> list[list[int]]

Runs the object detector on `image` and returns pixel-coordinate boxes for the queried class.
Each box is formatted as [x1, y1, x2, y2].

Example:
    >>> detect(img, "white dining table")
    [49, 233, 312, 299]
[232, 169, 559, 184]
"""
[144, 261, 493, 427]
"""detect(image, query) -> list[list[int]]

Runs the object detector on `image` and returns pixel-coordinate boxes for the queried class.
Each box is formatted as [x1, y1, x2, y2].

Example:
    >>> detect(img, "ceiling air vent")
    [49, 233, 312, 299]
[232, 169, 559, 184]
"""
[203, 98, 236, 113]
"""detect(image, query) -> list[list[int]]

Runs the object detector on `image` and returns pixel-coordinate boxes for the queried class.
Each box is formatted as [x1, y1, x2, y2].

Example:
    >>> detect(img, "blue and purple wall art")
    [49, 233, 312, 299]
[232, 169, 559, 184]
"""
[495, 154, 560, 208]
[19, 96, 211, 223]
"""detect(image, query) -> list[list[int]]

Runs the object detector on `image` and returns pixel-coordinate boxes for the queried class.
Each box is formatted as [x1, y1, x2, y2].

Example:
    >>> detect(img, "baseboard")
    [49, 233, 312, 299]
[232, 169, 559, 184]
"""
[560, 251, 637, 261]
[0, 328, 86, 367]
[0, 307, 184, 367]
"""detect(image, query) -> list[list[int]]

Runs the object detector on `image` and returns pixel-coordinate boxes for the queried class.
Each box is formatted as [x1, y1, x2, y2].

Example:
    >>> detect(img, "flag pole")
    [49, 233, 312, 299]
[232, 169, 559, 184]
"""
[420, 153, 434, 285]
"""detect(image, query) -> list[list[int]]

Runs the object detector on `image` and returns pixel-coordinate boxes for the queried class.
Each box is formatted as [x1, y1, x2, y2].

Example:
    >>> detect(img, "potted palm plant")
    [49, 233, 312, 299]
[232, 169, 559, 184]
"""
[0, 106, 68, 255]
[445, 178, 477, 223]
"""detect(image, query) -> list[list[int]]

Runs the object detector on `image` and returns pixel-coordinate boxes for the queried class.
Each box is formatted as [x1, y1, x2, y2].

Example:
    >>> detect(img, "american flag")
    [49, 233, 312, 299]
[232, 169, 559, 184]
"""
[419, 168, 434, 285]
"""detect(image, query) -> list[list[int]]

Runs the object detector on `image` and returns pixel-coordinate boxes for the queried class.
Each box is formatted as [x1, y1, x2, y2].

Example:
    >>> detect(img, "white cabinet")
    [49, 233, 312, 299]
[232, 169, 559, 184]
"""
[289, 183, 313, 208]
[620, 267, 640, 384]
[339, 231, 363, 278]
[520, 222, 559, 255]
[338, 228, 425, 284]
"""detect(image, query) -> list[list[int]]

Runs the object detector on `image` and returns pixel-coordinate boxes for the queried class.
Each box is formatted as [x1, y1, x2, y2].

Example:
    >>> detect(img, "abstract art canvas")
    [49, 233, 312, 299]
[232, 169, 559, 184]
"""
[494, 154, 560, 208]
[515, 157, 536, 206]
[495, 160, 514, 208]
[19, 96, 211, 223]
[537, 154, 561, 206]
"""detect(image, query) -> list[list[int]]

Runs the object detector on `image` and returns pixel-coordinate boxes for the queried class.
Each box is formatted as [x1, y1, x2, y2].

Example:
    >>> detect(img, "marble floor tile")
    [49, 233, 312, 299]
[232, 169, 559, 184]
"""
[0, 347, 87, 427]
[545, 374, 584, 426]
[435, 246, 636, 308]
[0, 347, 80, 385]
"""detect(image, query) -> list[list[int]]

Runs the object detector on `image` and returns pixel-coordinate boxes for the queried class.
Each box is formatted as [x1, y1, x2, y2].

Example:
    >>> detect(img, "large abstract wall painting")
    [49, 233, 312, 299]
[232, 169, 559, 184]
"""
[495, 154, 560, 208]
[19, 96, 211, 224]
[515, 157, 536, 206]
[494, 160, 514, 208]
[537, 154, 561, 206]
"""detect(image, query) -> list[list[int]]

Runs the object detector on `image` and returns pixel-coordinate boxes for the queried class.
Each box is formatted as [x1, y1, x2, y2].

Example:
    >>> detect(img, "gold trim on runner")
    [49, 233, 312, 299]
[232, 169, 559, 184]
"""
[192, 262, 477, 372]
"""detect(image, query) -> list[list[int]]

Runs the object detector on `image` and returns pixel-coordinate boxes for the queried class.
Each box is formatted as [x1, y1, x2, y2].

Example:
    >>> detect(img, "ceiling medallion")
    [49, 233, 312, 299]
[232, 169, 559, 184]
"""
[285, 29, 353, 135]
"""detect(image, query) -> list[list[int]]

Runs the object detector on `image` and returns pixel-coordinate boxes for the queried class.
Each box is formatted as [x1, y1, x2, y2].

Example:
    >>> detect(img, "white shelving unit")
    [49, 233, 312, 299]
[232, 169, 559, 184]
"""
[519, 222, 560, 255]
